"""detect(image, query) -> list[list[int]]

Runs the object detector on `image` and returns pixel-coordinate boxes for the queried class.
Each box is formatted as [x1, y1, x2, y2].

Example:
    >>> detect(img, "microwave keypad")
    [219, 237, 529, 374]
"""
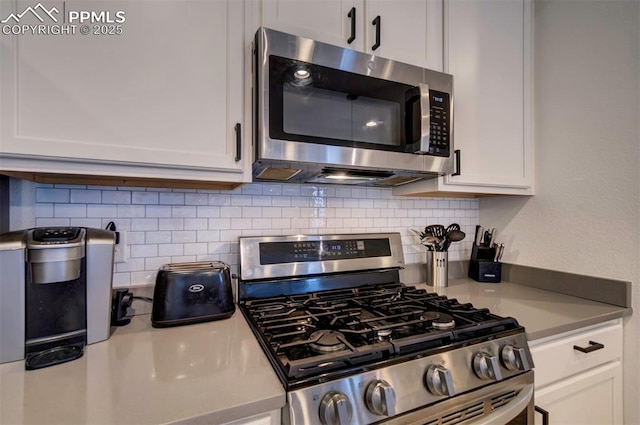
[429, 90, 451, 156]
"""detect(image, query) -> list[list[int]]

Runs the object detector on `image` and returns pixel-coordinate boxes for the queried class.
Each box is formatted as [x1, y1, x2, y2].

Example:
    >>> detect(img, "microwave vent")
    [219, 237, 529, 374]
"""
[256, 167, 302, 181]
[375, 175, 424, 187]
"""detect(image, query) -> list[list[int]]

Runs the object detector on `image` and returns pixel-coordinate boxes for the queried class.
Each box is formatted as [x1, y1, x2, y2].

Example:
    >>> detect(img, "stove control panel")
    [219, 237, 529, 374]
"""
[238, 233, 405, 282]
[319, 391, 352, 425]
[286, 333, 533, 425]
[364, 380, 396, 417]
[501, 345, 530, 371]
[258, 238, 391, 264]
[425, 364, 456, 396]
[473, 352, 503, 381]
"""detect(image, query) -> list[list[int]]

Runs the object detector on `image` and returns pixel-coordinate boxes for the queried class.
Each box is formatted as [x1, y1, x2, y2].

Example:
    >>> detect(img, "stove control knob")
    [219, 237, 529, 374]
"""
[425, 364, 456, 396]
[501, 345, 530, 371]
[365, 380, 396, 417]
[319, 391, 353, 425]
[473, 352, 503, 381]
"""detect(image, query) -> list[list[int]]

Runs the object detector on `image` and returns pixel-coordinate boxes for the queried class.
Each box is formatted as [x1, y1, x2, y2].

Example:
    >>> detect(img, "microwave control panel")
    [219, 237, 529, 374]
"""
[428, 90, 451, 157]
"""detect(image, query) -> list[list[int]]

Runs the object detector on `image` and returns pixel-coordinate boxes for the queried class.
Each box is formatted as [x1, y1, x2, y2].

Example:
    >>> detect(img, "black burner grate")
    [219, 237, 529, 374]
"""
[240, 282, 523, 387]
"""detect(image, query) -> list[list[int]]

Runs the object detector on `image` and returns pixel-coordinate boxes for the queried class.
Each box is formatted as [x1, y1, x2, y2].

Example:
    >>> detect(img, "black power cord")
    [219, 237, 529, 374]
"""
[111, 289, 153, 327]
[104, 221, 120, 244]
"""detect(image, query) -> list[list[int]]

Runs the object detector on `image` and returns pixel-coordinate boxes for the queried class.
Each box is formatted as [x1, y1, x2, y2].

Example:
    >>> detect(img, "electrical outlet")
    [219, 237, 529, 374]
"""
[114, 230, 128, 263]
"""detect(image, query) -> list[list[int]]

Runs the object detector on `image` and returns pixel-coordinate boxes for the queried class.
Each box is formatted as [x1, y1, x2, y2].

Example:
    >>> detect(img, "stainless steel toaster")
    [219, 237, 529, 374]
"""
[151, 261, 235, 328]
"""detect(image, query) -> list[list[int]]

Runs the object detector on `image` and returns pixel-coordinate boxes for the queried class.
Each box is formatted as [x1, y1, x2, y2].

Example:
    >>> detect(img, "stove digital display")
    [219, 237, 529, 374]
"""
[259, 238, 391, 264]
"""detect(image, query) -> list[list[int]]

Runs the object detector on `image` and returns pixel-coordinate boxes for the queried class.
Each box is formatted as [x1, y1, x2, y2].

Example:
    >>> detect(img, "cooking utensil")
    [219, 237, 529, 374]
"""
[441, 229, 466, 251]
[425, 224, 446, 240]
[411, 229, 440, 251]
[446, 223, 460, 233]
[423, 236, 440, 251]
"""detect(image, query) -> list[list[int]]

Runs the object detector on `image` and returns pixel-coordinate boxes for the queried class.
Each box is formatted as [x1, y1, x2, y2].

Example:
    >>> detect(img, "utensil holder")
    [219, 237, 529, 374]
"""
[468, 244, 501, 283]
[427, 251, 448, 287]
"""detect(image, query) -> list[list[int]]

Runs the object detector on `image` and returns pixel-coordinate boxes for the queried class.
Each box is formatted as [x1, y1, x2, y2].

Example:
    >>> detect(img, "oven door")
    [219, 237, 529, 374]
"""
[384, 371, 535, 425]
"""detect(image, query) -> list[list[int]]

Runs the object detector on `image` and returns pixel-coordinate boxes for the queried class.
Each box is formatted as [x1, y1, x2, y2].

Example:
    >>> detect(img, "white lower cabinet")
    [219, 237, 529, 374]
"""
[221, 410, 281, 425]
[529, 320, 623, 425]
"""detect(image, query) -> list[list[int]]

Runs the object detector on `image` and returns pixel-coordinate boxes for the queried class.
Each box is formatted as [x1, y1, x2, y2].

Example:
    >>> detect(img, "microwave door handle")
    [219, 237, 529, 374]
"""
[417, 83, 430, 154]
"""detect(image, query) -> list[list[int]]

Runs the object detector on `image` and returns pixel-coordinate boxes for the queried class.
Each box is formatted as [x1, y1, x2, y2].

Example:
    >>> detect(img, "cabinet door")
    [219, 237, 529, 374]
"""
[221, 410, 280, 425]
[365, 0, 443, 71]
[442, 0, 532, 193]
[0, 0, 245, 176]
[261, 0, 443, 70]
[262, 0, 365, 51]
[534, 362, 623, 425]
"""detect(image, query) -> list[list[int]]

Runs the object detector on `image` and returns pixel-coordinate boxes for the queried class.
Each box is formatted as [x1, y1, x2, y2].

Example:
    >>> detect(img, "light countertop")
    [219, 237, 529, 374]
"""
[0, 312, 285, 425]
[416, 278, 631, 340]
[0, 277, 630, 424]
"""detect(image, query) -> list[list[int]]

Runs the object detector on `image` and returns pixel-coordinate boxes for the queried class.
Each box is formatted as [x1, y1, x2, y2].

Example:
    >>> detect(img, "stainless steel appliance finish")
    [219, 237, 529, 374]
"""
[0, 227, 115, 367]
[238, 233, 535, 425]
[239, 233, 404, 281]
[253, 28, 454, 186]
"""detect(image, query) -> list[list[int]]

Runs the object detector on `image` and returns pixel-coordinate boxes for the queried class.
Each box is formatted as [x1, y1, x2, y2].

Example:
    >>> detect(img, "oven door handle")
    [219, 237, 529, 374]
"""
[471, 383, 534, 425]
[416, 83, 431, 154]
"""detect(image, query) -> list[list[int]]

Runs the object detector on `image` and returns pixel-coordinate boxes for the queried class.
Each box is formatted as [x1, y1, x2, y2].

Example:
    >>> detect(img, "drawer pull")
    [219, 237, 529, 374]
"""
[573, 340, 605, 353]
[535, 406, 549, 425]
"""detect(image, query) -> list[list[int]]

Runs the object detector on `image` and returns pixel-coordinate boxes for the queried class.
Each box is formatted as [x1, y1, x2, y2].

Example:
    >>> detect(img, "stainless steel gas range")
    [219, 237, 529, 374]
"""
[238, 233, 534, 425]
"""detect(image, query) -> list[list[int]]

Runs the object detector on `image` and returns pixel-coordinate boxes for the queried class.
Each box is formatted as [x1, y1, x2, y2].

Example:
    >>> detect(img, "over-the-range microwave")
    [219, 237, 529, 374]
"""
[252, 27, 456, 187]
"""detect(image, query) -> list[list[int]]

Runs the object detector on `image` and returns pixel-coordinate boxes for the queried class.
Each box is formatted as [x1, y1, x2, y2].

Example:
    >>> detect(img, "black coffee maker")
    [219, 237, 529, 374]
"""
[0, 227, 115, 369]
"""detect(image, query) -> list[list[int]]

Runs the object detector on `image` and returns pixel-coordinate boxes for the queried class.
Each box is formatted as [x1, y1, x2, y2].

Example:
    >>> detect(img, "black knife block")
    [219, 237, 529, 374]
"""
[468, 245, 501, 283]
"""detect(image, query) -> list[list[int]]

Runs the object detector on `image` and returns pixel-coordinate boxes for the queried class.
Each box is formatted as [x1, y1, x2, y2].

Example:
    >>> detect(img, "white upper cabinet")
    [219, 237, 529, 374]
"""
[260, 0, 443, 71]
[363, 0, 443, 71]
[394, 0, 533, 197]
[261, 0, 365, 51]
[0, 0, 250, 187]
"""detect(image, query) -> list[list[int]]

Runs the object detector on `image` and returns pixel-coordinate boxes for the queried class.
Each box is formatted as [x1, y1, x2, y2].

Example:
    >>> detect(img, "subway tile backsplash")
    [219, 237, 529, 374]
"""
[28, 182, 479, 288]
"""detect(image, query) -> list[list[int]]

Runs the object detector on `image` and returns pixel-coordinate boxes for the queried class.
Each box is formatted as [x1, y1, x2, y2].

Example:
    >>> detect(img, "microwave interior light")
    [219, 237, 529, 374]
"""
[293, 68, 311, 79]
[325, 174, 377, 181]
[365, 120, 380, 128]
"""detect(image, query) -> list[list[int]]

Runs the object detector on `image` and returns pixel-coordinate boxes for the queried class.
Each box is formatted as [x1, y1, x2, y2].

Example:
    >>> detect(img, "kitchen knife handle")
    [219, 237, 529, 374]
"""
[452, 149, 461, 176]
[234, 123, 242, 162]
[475, 226, 484, 246]
[347, 7, 356, 44]
[372, 16, 381, 50]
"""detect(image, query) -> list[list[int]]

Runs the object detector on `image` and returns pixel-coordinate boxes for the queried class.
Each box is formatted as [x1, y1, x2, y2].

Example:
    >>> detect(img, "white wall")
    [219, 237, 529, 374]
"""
[480, 0, 640, 422]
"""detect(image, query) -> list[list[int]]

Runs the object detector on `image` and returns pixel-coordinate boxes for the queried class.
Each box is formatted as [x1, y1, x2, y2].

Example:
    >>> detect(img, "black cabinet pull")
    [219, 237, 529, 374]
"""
[347, 7, 356, 44]
[535, 406, 549, 425]
[452, 149, 461, 176]
[234, 123, 242, 162]
[573, 340, 605, 353]
[372, 15, 381, 50]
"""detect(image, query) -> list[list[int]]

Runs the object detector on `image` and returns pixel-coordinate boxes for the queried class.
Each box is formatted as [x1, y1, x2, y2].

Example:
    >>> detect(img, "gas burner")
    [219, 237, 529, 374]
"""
[376, 329, 393, 340]
[432, 313, 456, 330]
[421, 312, 441, 321]
[309, 330, 347, 353]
